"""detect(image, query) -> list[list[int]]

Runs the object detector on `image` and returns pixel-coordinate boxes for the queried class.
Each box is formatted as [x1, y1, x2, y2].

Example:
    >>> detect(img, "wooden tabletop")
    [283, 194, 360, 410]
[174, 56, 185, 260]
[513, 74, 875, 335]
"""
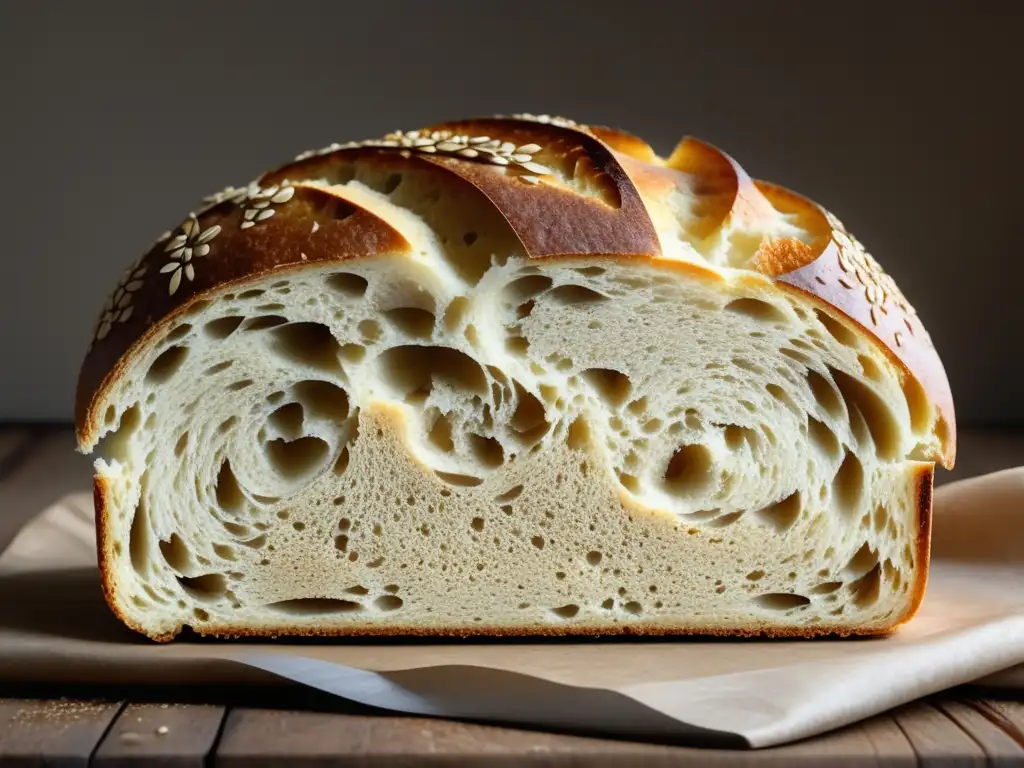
[0, 693, 1021, 766]
[2, 426, 1023, 766]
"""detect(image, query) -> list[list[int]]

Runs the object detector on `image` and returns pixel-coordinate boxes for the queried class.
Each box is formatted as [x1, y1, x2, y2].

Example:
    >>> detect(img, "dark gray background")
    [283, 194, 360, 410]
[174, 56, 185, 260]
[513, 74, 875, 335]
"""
[0, 2, 1019, 424]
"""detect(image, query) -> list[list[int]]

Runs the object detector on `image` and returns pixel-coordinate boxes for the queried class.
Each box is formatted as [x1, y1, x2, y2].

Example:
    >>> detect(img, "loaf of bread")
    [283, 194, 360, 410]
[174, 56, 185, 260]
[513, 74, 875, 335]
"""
[76, 115, 955, 641]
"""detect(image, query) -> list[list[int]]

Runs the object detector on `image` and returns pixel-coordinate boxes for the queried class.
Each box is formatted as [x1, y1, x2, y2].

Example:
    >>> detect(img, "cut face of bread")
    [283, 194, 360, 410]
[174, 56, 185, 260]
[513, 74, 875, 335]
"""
[77, 116, 952, 640]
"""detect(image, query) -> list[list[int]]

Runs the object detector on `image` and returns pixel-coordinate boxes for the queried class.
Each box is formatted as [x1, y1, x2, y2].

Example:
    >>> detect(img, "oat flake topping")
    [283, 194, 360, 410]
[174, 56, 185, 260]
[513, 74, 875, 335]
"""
[239, 183, 296, 230]
[826, 212, 920, 346]
[295, 128, 553, 183]
[92, 259, 147, 344]
[160, 214, 222, 296]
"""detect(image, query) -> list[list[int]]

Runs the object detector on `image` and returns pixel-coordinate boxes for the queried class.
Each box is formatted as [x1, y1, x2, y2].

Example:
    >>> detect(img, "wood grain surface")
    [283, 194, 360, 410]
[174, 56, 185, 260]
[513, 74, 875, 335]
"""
[0, 696, 1021, 766]
[92, 703, 226, 768]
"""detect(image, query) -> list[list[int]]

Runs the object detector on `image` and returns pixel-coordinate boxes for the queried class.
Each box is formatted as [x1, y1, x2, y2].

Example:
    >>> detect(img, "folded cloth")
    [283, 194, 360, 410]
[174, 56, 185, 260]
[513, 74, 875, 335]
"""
[1, 469, 1021, 747]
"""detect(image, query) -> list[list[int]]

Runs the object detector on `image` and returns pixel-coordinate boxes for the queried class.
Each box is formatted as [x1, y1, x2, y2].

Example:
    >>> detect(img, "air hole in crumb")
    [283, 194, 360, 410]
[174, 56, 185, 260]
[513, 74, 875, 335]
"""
[146, 345, 189, 385]
[265, 436, 329, 480]
[754, 593, 810, 610]
[193, 608, 209, 621]
[755, 491, 802, 532]
[269, 322, 343, 374]
[811, 581, 843, 594]
[505, 334, 529, 356]
[806, 369, 844, 420]
[815, 309, 859, 347]
[495, 485, 523, 503]
[443, 296, 470, 331]
[242, 315, 289, 331]
[766, 383, 799, 413]
[850, 563, 882, 607]
[623, 601, 643, 616]
[333, 446, 351, 475]
[462, 231, 478, 245]
[807, 416, 841, 461]
[901, 372, 931, 435]
[873, 505, 890, 533]
[781, 347, 812, 365]
[325, 273, 368, 298]
[858, 354, 883, 382]
[724, 424, 757, 451]
[435, 471, 483, 487]
[581, 368, 631, 407]
[383, 307, 435, 339]
[213, 544, 237, 561]
[159, 533, 192, 573]
[844, 542, 879, 578]
[166, 323, 192, 342]
[663, 444, 714, 496]
[268, 598, 362, 614]
[215, 461, 245, 512]
[586, 551, 603, 565]
[510, 383, 549, 445]
[184, 299, 212, 317]
[567, 417, 591, 450]
[548, 284, 608, 305]
[174, 432, 189, 456]
[470, 434, 504, 467]
[833, 449, 864, 516]
[830, 367, 900, 459]
[358, 319, 382, 344]
[725, 297, 787, 323]
[375, 595, 404, 611]
[618, 472, 640, 493]
[551, 604, 579, 619]
[531, 536, 545, 549]
[425, 410, 455, 453]
[379, 345, 487, 400]
[226, 379, 254, 391]
[293, 380, 350, 421]
[711, 510, 745, 527]
[340, 343, 366, 363]
[505, 274, 553, 303]
[177, 573, 227, 602]
[746, 570, 765, 581]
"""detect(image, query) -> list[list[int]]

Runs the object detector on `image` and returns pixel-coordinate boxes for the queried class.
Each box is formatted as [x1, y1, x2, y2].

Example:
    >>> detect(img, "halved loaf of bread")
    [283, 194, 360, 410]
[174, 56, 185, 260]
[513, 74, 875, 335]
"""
[76, 115, 955, 641]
